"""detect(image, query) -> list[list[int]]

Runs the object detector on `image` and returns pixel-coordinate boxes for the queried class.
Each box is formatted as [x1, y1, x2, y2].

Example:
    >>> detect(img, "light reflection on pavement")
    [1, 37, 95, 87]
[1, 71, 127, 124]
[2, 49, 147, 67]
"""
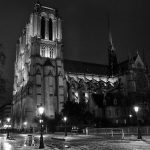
[0, 133, 150, 150]
[0, 137, 15, 150]
[0, 134, 26, 150]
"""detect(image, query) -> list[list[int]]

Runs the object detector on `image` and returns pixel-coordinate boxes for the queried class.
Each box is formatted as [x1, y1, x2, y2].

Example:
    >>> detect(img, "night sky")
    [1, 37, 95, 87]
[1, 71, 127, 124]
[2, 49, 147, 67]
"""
[0, 0, 150, 102]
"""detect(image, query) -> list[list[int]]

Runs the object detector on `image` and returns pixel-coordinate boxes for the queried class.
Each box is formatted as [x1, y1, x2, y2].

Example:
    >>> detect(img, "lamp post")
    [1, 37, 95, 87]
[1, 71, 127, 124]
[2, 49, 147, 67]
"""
[63, 116, 67, 136]
[38, 106, 44, 149]
[133, 106, 142, 139]
[6, 117, 11, 139]
[23, 121, 27, 133]
[129, 114, 132, 125]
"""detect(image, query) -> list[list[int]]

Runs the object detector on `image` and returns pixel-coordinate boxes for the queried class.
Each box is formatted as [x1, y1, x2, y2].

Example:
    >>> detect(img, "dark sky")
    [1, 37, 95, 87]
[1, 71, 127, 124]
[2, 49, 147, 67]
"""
[0, 0, 150, 90]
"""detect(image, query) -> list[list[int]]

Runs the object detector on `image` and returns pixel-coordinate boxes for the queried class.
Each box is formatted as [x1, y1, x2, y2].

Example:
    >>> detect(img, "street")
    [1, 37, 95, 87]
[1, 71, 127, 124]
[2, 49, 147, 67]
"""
[0, 133, 150, 150]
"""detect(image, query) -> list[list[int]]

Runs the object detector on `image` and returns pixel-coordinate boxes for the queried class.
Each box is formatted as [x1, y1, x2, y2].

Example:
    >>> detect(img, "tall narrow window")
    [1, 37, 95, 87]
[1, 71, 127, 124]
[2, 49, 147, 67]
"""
[41, 17, 45, 39]
[50, 51, 52, 58]
[49, 18, 53, 40]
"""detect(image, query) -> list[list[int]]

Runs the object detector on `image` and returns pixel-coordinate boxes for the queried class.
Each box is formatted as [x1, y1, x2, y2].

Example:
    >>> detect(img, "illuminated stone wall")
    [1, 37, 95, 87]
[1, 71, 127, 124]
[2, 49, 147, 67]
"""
[12, 2, 63, 128]
[12, 2, 150, 129]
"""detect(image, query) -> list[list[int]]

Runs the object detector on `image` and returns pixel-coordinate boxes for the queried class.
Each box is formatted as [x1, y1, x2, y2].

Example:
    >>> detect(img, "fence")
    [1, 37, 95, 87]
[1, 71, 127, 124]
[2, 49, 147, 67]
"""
[87, 126, 150, 136]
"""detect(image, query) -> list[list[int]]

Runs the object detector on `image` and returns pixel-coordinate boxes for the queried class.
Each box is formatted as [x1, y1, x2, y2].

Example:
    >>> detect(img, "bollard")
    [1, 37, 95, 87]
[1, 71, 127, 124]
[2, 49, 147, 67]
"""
[85, 127, 88, 135]
[111, 130, 113, 137]
[28, 135, 35, 146]
[122, 130, 125, 140]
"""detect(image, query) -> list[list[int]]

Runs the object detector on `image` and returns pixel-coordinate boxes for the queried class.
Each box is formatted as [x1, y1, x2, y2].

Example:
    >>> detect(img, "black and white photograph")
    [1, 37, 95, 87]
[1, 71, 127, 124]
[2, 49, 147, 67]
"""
[0, 0, 150, 149]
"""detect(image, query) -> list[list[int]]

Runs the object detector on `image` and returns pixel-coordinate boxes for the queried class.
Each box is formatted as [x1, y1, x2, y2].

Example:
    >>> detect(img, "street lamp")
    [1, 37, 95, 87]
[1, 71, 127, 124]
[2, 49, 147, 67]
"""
[23, 122, 27, 133]
[38, 106, 44, 149]
[134, 106, 139, 113]
[23, 121, 27, 126]
[133, 106, 142, 139]
[63, 116, 67, 136]
[6, 117, 11, 139]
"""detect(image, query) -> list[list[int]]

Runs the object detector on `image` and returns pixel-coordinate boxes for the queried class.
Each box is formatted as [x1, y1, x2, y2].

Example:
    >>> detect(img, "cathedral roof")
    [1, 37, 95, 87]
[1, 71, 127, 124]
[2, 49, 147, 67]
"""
[64, 59, 108, 75]
[64, 54, 143, 76]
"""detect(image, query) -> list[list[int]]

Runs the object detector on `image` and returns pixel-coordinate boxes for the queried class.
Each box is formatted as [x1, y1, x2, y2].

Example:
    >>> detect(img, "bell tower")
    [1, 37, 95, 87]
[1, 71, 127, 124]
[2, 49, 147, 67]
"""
[13, 1, 64, 128]
[31, 0, 63, 59]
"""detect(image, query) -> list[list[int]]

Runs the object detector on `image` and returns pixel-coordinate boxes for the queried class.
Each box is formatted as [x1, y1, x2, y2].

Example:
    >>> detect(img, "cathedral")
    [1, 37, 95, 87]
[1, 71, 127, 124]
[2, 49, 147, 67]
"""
[12, 2, 150, 129]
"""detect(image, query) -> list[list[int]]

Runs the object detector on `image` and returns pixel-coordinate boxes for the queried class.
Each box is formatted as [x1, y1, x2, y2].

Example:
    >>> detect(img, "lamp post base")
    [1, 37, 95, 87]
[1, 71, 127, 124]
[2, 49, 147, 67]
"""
[65, 132, 67, 136]
[7, 129, 10, 139]
[39, 133, 44, 149]
[137, 128, 142, 139]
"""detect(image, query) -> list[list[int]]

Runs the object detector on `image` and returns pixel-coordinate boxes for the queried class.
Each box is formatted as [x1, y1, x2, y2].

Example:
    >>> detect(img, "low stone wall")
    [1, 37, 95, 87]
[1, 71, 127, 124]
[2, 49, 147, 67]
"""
[87, 126, 150, 135]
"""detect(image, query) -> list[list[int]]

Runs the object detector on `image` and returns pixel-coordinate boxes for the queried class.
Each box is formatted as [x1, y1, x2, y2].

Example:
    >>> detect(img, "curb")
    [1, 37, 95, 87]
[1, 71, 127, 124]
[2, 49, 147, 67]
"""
[51, 137, 66, 141]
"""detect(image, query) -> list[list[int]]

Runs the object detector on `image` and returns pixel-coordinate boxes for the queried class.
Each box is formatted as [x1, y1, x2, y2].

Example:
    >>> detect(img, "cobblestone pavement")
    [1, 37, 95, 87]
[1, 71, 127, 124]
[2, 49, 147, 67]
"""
[65, 139, 150, 150]
[0, 133, 150, 150]
[34, 135, 150, 150]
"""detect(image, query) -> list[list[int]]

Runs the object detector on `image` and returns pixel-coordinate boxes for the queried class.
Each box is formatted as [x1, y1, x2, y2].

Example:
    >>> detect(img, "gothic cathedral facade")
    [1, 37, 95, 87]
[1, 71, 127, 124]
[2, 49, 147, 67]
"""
[13, 2, 64, 128]
[13, 2, 150, 128]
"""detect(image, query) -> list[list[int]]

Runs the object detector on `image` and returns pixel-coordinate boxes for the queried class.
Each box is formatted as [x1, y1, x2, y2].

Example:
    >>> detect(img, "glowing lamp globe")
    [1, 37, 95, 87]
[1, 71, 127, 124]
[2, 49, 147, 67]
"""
[38, 106, 44, 115]
[134, 106, 139, 113]
[23, 122, 27, 126]
[63, 116, 67, 122]
[7, 118, 11, 123]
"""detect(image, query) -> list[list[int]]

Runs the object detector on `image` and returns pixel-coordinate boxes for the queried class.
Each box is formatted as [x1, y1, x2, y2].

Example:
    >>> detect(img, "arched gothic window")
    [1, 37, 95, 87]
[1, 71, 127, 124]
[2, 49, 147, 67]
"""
[50, 50, 53, 58]
[49, 18, 53, 40]
[50, 51, 52, 58]
[41, 17, 45, 39]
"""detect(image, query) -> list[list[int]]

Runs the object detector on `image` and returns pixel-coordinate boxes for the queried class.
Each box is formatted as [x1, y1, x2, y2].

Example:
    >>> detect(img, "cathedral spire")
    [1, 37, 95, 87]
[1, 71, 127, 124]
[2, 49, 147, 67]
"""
[108, 14, 115, 51]
[107, 14, 118, 77]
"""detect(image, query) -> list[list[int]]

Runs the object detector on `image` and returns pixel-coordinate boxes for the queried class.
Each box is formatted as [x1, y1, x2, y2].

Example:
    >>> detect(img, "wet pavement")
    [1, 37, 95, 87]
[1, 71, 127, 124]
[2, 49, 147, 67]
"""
[0, 133, 150, 149]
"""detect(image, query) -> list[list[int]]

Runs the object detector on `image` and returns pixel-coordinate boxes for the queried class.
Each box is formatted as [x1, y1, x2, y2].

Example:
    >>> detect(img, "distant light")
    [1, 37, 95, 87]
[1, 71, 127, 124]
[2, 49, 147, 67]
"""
[134, 106, 139, 113]
[75, 92, 78, 97]
[129, 114, 132, 118]
[75, 92, 79, 103]
[38, 106, 44, 115]
[39, 119, 43, 123]
[63, 116, 67, 122]
[23, 122, 27, 126]
[85, 93, 89, 98]
[4, 124, 8, 128]
[64, 145, 69, 148]
[6, 118, 11, 123]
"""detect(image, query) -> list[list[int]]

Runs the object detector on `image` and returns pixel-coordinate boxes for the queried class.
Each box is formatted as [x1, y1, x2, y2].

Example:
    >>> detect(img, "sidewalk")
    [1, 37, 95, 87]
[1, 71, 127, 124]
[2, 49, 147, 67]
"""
[3, 132, 150, 149]
[124, 135, 150, 142]
[51, 133, 97, 141]
[15, 146, 52, 150]
[3, 134, 51, 150]
[51, 132, 150, 142]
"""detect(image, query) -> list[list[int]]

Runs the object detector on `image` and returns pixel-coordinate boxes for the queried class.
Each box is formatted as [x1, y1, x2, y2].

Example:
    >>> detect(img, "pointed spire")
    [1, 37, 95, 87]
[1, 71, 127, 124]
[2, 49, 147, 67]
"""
[136, 50, 139, 56]
[34, 0, 41, 13]
[107, 13, 118, 76]
[107, 13, 115, 51]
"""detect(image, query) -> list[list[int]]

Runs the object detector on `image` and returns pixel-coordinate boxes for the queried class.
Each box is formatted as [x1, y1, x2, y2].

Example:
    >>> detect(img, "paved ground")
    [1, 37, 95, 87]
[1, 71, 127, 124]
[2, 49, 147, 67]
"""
[0, 133, 150, 149]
